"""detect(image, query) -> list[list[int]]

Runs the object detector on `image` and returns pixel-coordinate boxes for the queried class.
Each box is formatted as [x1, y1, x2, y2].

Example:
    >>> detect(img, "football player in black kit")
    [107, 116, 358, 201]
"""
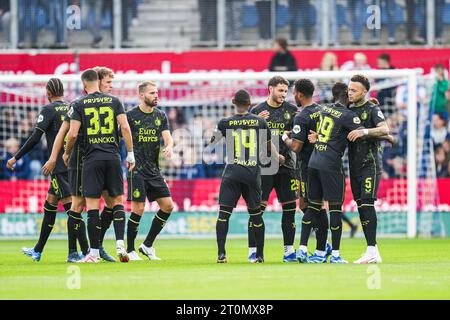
[125, 81, 175, 261]
[211, 89, 284, 263]
[7, 78, 75, 262]
[281, 78, 332, 263]
[347, 74, 391, 264]
[63, 69, 135, 263]
[249, 76, 299, 263]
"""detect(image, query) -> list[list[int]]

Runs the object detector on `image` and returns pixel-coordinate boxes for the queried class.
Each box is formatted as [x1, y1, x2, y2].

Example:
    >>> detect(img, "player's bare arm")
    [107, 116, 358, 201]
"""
[63, 119, 81, 166]
[42, 120, 69, 175]
[162, 130, 174, 159]
[347, 121, 390, 142]
[282, 130, 304, 153]
[117, 113, 135, 171]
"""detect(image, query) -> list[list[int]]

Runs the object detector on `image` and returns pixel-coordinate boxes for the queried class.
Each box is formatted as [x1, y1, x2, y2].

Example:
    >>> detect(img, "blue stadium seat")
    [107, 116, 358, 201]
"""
[276, 4, 289, 28]
[443, 3, 450, 25]
[242, 5, 258, 28]
[336, 4, 348, 27]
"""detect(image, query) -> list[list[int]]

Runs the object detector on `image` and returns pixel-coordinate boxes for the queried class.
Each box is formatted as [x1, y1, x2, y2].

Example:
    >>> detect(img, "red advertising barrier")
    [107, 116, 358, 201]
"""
[0, 48, 449, 75]
[1, 178, 450, 213]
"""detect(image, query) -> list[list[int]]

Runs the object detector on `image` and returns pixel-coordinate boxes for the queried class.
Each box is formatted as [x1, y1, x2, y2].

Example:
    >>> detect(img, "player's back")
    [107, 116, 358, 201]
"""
[217, 112, 271, 182]
[37, 101, 69, 174]
[309, 102, 361, 172]
[293, 103, 322, 168]
[70, 92, 124, 162]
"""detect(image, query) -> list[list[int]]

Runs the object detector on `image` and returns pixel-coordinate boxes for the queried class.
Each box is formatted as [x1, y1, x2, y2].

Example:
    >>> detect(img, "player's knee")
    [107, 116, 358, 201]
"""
[46, 194, 58, 206]
[161, 201, 174, 213]
[218, 206, 232, 222]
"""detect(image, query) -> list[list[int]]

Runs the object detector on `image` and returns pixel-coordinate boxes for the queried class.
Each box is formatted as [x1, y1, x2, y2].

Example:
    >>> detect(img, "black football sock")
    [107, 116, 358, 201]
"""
[127, 212, 142, 252]
[87, 210, 101, 250]
[315, 209, 329, 252]
[34, 201, 58, 253]
[329, 204, 343, 251]
[341, 213, 355, 228]
[77, 213, 90, 255]
[216, 206, 232, 256]
[143, 210, 171, 248]
[63, 202, 78, 254]
[357, 200, 368, 241]
[248, 203, 266, 248]
[249, 207, 265, 258]
[360, 202, 377, 246]
[112, 205, 126, 241]
[99, 207, 113, 245]
[281, 202, 296, 246]
[300, 202, 320, 247]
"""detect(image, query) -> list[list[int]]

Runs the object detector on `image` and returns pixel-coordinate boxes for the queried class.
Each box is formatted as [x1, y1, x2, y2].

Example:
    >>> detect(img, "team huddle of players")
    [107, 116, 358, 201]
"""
[213, 75, 392, 264]
[8, 67, 174, 263]
[6, 69, 390, 264]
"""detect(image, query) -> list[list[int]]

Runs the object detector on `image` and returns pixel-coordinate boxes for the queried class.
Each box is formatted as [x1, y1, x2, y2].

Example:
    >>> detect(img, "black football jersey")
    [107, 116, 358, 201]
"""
[127, 106, 169, 178]
[309, 103, 362, 172]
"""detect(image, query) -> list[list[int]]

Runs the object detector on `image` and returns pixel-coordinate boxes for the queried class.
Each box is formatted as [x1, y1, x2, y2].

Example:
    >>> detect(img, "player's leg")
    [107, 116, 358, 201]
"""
[98, 190, 114, 248]
[127, 201, 144, 260]
[305, 168, 327, 263]
[21, 192, 59, 261]
[139, 176, 173, 261]
[243, 178, 264, 262]
[216, 177, 241, 263]
[248, 174, 273, 261]
[126, 171, 146, 259]
[341, 212, 357, 237]
[77, 160, 106, 263]
[66, 195, 90, 257]
[104, 159, 128, 262]
[322, 170, 347, 264]
[51, 172, 83, 262]
[354, 172, 382, 264]
[274, 171, 299, 262]
[140, 196, 174, 261]
[67, 166, 90, 257]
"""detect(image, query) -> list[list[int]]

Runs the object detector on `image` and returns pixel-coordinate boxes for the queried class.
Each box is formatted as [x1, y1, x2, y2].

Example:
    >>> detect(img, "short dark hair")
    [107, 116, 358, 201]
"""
[233, 89, 251, 106]
[378, 53, 390, 63]
[138, 81, 156, 94]
[294, 79, 315, 98]
[275, 37, 288, 51]
[268, 76, 289, 88]
[81, 69, 99, 82]
[46, 78, 64, 97]
[332, 82, 348, 103]
[350, 74, 370, 91]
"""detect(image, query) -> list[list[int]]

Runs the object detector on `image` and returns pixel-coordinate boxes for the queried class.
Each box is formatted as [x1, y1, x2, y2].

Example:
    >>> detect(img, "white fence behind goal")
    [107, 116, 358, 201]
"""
[0, 70, 437, 238]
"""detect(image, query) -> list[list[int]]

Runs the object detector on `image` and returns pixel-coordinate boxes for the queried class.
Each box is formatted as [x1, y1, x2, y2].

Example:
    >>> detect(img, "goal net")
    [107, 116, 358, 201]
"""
[0, 69, 441, 239]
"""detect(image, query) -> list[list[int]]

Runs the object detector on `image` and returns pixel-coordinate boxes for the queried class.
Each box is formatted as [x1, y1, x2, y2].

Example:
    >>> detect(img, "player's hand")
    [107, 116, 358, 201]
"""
[308, 130, 318, 144]
[42, 157, 57, 176]
[347, 129, 364, 142]
[284, 131, 292, 138]
[6, 157, 16, 171]
[126, 151, 136, 172]
[385, 134, 396, 146]
[258, 110, 270, 120]
[62, 153, 70, 167]
[278, 154, 285, 166]
[126, 160, 135, 172]
[369, 97, 380, 106]
[163, 146, 173, 159]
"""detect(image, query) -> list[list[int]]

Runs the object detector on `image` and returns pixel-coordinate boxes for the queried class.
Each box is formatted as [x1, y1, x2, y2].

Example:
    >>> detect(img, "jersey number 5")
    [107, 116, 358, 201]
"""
[84, 107, 114, 135]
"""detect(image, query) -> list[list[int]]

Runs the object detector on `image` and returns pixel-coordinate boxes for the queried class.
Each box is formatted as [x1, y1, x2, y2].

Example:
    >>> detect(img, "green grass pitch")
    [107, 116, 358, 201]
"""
[1, 238, 450, 300]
